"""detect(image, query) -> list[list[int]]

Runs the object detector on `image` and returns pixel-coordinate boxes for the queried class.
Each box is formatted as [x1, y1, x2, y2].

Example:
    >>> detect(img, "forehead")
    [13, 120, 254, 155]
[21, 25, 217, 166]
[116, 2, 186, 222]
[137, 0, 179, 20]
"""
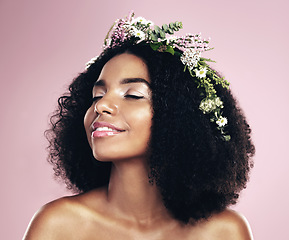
[98, 53, 150, 83]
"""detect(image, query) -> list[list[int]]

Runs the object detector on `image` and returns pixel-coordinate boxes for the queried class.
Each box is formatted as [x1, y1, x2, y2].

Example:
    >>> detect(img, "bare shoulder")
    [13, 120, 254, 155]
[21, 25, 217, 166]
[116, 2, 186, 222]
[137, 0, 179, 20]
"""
[199, 209, 254, 240]
[23, 197, 76, 239]
[23, 188, 108, 240]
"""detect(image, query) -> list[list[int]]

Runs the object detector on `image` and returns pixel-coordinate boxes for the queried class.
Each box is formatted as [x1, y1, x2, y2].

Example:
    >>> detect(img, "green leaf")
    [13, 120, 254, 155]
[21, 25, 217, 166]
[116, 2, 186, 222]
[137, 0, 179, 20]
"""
[150, 42, 162, 50]
[174, 51, 182, 57]
[168, 28, 174, 34]
[169, 22, 175, 29]
[147, 29, 153, 35]
[162, 24, 169, 31]
[150, 33, 159, 42]
[165, 45, 175, 55]
[175, 21, 183, 29]
[200, 57, 216, 63]
[159, 30, 166, 39]
[198, 61, 207, 67]
[154, 25, 161, 33]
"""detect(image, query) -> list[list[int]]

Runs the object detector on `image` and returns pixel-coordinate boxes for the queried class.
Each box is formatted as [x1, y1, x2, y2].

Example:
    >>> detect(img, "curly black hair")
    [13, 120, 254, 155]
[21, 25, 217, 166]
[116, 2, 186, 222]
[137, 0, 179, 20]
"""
[46, 43, 255, 223]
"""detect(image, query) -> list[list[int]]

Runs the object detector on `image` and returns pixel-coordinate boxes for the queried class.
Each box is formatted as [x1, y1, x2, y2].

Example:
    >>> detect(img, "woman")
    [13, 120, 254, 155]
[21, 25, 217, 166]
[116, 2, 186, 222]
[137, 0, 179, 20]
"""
[24, 12, 255, 239]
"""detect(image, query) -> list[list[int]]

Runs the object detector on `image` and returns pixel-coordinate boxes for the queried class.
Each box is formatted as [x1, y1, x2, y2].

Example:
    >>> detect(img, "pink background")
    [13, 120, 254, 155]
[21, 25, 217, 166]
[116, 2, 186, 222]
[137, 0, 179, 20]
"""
[1, 0, 288, 239]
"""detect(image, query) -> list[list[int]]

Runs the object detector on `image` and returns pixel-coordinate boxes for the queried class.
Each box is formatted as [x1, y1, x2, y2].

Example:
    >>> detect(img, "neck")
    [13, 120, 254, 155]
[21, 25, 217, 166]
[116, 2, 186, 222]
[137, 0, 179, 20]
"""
[107, 158, 170, 224]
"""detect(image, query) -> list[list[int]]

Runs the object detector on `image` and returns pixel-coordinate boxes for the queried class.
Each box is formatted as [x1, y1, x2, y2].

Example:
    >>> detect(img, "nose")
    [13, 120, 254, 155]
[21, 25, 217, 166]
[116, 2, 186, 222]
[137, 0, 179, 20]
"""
[94, 95, 118, 115]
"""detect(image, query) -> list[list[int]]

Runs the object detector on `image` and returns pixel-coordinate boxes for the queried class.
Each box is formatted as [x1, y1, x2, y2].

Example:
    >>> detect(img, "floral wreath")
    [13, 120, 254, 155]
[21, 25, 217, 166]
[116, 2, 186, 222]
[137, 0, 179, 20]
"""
[86, 11, 231, 141]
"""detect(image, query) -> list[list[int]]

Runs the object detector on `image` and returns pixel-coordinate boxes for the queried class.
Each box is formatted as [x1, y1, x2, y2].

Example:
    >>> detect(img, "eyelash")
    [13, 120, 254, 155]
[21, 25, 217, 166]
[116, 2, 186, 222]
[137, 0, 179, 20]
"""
[92, 96, 102, 102]
[125, 95, 144, 99]
[92, 95, 144, 102]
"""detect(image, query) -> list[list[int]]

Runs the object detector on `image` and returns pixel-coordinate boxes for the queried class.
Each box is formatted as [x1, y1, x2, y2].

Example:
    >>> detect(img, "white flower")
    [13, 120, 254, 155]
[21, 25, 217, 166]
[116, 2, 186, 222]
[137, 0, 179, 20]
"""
[199, 99, 216, 113]
[134, 30, 145, 40]
[167, 35, 177, 44]
[216, 117, 228, 127]
[130, 27, 146, 40]
[147, 20, 154, 26]
[194, 67, 207, 78]
[132, 17, 152, 25]
[214, 97, 223, 108]
[180, 49, 201, 70]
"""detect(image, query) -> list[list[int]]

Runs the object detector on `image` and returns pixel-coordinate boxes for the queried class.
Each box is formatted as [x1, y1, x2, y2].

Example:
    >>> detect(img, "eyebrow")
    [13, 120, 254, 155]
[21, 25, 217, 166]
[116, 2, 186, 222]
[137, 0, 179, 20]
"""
[94, 78, 150, 87]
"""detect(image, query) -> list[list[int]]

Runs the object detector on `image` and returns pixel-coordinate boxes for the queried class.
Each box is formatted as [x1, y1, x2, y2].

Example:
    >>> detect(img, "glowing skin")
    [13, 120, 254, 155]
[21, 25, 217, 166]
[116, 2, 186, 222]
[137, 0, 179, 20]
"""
[23, 53, 254, 240]
[84, 53, 152, 162]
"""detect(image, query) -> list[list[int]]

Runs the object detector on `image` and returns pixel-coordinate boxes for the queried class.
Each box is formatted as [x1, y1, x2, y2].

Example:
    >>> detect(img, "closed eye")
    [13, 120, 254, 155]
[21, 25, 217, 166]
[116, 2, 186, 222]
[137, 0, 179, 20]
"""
[92, 96, 102, 102]
[125, 95, 144, 99]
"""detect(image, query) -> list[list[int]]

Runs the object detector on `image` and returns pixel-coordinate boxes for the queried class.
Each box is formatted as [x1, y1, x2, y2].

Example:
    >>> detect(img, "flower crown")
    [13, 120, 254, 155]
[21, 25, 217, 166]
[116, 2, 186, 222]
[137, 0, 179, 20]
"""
[86, 11, 231, 141]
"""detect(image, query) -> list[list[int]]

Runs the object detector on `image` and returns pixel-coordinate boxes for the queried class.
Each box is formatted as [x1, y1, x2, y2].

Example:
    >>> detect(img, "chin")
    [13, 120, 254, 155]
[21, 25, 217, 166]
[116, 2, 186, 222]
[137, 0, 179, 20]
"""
[92, 149, 149, 163]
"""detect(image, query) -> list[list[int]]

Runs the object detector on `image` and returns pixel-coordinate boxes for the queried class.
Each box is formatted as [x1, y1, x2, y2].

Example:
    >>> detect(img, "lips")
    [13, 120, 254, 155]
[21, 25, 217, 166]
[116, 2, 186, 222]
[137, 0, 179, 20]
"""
[91, 121, 125, 138]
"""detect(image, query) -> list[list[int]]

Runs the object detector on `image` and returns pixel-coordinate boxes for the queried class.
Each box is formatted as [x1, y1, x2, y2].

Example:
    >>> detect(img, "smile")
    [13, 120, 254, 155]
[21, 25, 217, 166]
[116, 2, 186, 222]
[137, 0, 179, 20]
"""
[91, 122, 125, 138]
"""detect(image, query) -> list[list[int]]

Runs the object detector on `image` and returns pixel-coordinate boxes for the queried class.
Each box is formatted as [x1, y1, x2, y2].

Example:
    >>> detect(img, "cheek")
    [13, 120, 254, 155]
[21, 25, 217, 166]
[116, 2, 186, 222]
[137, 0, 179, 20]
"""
[83, 107, 94, 145]
[128, 104, 152, 136]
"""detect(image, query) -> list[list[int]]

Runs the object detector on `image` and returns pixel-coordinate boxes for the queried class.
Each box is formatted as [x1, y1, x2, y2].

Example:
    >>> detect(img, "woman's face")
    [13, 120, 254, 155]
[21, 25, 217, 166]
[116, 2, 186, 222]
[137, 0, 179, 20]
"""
[84, 53, 152, 162]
